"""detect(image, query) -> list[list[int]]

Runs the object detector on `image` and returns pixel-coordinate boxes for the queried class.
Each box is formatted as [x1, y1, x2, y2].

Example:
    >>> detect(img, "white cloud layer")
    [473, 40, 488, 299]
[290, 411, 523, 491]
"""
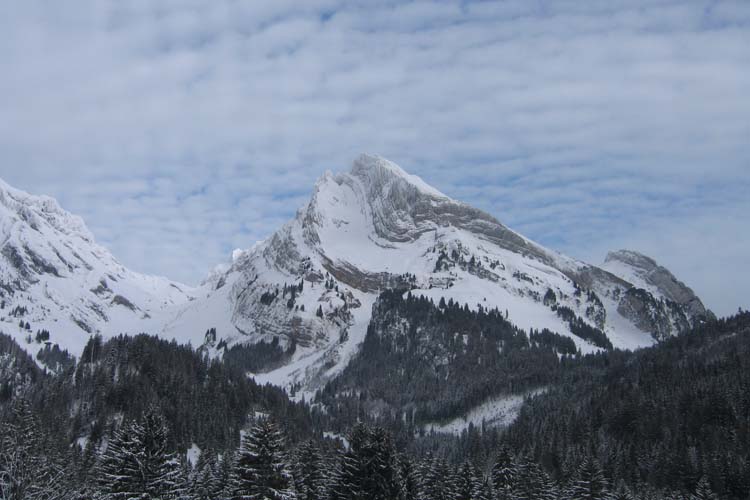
[1, 0, 748, 315]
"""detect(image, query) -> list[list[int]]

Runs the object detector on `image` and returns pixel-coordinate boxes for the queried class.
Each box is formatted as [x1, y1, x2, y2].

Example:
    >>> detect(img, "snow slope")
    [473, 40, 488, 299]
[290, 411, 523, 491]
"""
[423, 388, 547, 435]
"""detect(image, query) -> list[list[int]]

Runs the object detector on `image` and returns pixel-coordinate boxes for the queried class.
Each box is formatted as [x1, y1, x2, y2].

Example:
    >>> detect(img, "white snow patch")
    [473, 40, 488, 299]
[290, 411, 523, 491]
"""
[423, 387, 547, 435]
[187, 443, 201, 467]
[75, 436, 89, 450]
[324, 431, 350, 450]
[232, 248, 244, 262]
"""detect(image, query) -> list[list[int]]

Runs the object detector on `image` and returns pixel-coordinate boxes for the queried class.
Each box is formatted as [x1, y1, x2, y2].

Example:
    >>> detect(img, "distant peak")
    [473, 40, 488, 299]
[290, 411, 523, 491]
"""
[349, 154, 448, 199]
[604, 249, 658, 270]
[0, 176, 94, 242]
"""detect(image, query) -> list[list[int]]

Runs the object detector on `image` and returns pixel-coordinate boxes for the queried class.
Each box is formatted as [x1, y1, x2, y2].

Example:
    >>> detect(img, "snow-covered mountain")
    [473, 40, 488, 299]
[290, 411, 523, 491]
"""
[0, 178, 195, 355]
[0, 155, 712, 392]
[154, 154, 712, 394]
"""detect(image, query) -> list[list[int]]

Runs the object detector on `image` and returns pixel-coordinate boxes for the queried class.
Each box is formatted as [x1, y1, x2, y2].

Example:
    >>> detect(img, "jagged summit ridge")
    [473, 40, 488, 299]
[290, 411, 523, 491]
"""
[349, 153, 449, 200]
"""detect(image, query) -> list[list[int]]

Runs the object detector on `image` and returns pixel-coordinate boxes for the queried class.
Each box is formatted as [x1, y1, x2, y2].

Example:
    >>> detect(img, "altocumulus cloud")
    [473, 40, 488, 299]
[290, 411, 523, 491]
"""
[0, 0, 748, 315]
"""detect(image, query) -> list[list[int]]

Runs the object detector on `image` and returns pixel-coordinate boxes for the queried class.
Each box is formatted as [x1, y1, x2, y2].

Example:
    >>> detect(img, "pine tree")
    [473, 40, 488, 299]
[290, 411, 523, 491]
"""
[398, 454, 419, 500]
[140, 407, 183, 497]
[97, 421, 142, 497]
[565, 456, 611, 500]
[292, 440, 327, 500]
[97, 406, 183, 499]
[491, 446, 517, 499]
[610, 485, 635, 500]
[329, 423, 402, 500]
[176, 458, 194, 500]
[219, 450, 236, 498]
[456, 461, 488, 500]
[417, 456, 456, 500]
[692, 476, 718, 500]
[231, 418, 296, 500]
[0, 399, 66, 499]
[514, 457, 556, 500]
[192, 449, 222, 500]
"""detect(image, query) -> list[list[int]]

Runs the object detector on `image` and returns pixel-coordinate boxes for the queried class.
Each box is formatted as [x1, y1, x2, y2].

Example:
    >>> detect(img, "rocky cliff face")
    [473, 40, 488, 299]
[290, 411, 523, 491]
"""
[602, 249, 713, 340]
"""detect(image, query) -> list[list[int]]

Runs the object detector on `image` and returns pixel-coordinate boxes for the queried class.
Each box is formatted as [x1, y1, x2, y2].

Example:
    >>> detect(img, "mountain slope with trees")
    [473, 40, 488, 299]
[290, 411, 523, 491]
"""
[1, 308, 747, 498]
[502, 311, 750, 498]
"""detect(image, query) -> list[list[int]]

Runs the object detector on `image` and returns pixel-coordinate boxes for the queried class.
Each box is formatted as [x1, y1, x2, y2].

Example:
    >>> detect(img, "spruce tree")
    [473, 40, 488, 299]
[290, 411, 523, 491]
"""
[219, 450, 236, 498]
[565, 456, 611, 500]
[97, 406, 182, 499]
[456, 461, 488, 500]
[292, 440, 327, 500]
[397, 454, 419, 500]
[612, 484, 635, 500]
[611, 485, 635, 500]
[97, 420, 142, 497]
[329, 423, 402, 500]
[417, 456, 456, 500]
[692, 476, 718, 500]
[0, 399, 65, 499]
[192, 449, 222, 500]
[231, 418, 296, 500]
[491, 446, 517, 499]
[513, 456, 556, 500]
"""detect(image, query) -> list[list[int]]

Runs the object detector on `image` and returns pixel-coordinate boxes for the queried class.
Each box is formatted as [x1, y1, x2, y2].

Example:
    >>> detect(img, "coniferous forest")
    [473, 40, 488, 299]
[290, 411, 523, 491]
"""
[1, 293, 748, 499]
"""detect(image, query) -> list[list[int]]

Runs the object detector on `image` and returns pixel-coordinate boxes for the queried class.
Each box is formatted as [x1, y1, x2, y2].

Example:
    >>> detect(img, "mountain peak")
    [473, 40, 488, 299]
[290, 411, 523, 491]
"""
[0, 177, 94, 242]
[349, 153, 448, 199]
[604, 249, 657, 269]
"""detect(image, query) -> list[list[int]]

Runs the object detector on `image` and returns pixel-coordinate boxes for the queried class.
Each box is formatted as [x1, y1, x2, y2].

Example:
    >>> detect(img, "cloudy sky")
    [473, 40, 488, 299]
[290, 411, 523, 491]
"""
[1, 0, 748, 316]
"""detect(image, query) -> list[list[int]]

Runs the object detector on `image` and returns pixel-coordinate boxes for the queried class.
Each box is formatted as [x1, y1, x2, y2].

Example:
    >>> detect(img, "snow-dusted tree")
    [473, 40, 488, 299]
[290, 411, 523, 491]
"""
[191, 448, 222, 500]
[692, 476, 718, 500]
[610, 484, 635, 500]
[398, 454, 419, 500]
[511, 455, 557, 500]
[0, 399, 67, 499]
[455, 461, 489, 500]
[218, 450, 236, 498]
[329, 422, 402, 500]
[564, 456, 612, 500]
[417, 456, 456, 500]
[97, 421, 141, 497]
[491, 446, 517, 499]
[231, 418, 296, 500]
[97, 405, 183, 499]
[292, 440, 327, 500]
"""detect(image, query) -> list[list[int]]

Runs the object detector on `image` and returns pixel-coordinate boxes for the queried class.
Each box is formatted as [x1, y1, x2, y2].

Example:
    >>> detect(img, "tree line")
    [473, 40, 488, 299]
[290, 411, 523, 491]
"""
[1, 398, 724, 499]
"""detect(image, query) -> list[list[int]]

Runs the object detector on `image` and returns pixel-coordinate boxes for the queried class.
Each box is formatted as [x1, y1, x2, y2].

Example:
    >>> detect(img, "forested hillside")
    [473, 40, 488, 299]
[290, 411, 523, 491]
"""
[503, 311, 750, 498]
[0, 332, 315, 453]
[2, 301, 747, 498]
[318, 289, 575, 428]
